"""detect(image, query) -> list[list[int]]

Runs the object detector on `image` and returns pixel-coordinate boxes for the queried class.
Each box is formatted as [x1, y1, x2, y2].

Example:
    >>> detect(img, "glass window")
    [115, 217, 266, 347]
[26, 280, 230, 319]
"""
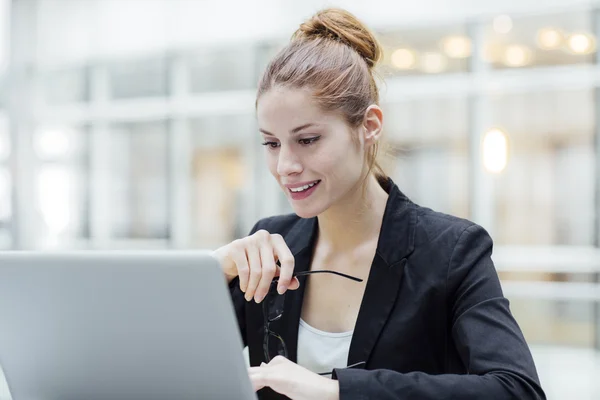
[0, 113, 9, 161]
[489, 89, 594, 245]
[33, 125, 87, 162]
[0, 77, 6, 109]
[42, 67, 89, 104]
[500, 268, 597, 347]
[189, 46, 257, 93]
[110, 121, 169, 239]
[383, 97, 469, 218]
[0, 113, 10, 248]
[0, 167, 11, 249]
[513, 297, 596, 347]
[255, 40, 287, 80]
[189, 115, 254, 247]
[377, 25, 470, 77]
[35, 165, 89, 243]
[33, 125, 90, 246]
[108, 58, 168, 99]
[485, 11, 595, 69]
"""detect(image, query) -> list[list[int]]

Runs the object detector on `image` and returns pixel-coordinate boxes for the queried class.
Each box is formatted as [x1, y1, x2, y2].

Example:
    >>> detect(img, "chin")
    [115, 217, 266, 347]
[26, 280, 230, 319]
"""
[290, 204, 324, 219]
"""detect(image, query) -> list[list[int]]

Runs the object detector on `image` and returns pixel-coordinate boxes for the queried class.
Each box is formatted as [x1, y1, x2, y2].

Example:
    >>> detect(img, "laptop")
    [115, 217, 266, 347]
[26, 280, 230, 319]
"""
[0, 251, 257, 400]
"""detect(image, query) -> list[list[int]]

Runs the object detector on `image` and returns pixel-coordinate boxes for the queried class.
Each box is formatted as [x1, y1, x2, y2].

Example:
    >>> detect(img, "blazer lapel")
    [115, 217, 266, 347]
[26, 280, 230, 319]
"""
[347, 254, 407, 366]
[347, 180, 417, 366]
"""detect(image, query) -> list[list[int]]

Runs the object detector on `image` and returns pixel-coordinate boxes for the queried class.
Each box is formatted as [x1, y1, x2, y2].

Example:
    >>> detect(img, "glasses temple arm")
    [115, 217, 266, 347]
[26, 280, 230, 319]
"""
[293, 269, 363, 282]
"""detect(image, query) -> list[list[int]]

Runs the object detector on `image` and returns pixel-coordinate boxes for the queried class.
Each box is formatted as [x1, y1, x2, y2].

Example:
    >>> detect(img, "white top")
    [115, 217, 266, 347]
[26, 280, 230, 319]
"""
[296, 318, 353, 376]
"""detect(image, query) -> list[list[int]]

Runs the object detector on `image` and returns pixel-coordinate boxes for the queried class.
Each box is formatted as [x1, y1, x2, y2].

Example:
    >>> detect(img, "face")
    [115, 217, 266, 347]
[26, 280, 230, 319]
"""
[256, 87, 367, 218]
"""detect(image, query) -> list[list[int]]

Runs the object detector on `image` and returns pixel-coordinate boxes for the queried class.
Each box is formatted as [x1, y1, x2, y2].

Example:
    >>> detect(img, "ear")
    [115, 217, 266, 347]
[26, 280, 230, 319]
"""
[362, 105, 383, 147]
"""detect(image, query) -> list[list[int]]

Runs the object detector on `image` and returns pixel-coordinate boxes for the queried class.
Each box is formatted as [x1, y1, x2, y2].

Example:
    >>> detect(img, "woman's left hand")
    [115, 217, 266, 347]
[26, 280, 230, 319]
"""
[248, 356, 339, 400]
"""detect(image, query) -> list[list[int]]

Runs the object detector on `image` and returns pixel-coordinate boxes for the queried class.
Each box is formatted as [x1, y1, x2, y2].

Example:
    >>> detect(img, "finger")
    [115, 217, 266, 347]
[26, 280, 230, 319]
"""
[270, 234, 295, 294]
[248, 368, 267, 392]
[269, 355, 288, 364]
[245, 245, 262, 302]
[271, 267, 299, 289]
[229, 247, 250, 293]
[254, 243, 277, 303]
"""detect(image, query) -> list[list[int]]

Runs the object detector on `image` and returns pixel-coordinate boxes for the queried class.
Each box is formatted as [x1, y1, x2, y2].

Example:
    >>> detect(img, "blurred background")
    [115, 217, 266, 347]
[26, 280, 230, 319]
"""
[1, 0, 600, 398]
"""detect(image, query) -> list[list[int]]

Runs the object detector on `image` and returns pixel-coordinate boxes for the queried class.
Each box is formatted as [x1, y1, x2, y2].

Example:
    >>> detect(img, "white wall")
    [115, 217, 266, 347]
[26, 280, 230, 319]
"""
[31, 0, 600, 66]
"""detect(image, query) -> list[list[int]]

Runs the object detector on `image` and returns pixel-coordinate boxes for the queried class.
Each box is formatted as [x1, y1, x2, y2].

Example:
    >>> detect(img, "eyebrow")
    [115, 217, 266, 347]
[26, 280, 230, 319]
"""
[259, 123, 318, 136]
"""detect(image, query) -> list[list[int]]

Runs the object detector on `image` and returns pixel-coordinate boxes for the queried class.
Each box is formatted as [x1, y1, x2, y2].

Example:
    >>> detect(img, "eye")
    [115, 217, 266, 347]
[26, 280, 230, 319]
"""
[261, 141, 280, 149]
[298, 136, 321, 145]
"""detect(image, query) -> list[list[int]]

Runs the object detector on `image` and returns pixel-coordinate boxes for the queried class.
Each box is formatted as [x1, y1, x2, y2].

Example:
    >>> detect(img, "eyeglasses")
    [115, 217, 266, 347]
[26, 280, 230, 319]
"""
[262, 267, 367, 375]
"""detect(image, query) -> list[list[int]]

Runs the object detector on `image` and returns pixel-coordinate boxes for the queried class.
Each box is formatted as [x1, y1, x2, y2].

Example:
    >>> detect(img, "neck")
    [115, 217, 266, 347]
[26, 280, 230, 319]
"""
[316, 174, 389, 255]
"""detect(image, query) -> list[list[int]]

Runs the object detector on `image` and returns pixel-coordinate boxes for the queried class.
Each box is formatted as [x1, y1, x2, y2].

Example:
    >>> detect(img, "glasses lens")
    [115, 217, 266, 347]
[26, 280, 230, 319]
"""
[272, 332, 288, 358]
[264, 330, 288, 361]
[275, 334, 287, 357]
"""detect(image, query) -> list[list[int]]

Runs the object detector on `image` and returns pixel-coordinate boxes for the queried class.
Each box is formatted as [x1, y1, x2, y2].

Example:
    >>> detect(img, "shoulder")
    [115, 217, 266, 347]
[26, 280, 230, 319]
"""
[380, 179, 490, 263]
[407, 203, 494, 277]
[415, 204, 483, 243]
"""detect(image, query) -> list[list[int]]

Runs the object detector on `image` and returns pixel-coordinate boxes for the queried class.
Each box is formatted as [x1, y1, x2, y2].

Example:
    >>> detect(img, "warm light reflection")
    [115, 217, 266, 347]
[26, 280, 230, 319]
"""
[441, 36, 472, 59]
[482, 128, 509, 173]
[503, 45, 532, 67]
[537, 28, 563, 50]
[567, 32, 596, 54]
[493, 15, 513, 34]
[391, 48, 417, 69]
[420, 52, 448, 73]
[36, 166, 73, 233]
[483, 43, 502, 63]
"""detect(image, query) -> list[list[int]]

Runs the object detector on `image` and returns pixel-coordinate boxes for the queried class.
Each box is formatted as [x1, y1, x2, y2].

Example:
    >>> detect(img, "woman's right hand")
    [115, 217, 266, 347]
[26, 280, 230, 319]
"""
[213, 229, 300, 303]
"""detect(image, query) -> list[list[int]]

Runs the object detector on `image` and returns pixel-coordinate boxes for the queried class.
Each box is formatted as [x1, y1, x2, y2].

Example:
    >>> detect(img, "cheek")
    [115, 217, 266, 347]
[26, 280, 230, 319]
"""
[326, 139, 363, 173]
[310, 147, 355, 185]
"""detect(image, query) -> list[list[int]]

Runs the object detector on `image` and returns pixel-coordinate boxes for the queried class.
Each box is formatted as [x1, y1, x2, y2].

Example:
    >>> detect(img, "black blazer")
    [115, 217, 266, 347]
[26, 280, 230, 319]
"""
[229, 179, 545, 400]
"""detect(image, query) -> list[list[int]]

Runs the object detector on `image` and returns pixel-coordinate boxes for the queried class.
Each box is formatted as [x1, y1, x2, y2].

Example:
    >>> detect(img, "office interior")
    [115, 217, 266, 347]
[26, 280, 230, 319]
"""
[1, 0, 600, 398]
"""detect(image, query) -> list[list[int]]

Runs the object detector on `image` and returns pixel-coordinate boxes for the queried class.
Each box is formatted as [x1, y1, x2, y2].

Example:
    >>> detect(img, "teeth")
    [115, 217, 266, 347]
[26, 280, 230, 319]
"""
[290, 181, 318, 193]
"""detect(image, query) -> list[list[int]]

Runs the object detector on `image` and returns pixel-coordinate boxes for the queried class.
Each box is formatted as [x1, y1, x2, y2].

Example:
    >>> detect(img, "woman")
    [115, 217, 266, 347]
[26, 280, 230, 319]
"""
[213, 8, 545, 400]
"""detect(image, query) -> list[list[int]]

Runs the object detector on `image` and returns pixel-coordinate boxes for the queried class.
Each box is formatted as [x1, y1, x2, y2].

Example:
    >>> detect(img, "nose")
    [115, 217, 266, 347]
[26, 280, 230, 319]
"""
[276, 145, 303, 177]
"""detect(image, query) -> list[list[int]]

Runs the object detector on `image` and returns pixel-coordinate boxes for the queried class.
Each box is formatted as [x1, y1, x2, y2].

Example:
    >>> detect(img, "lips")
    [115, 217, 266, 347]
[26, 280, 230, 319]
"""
[287, 180, 321, 200]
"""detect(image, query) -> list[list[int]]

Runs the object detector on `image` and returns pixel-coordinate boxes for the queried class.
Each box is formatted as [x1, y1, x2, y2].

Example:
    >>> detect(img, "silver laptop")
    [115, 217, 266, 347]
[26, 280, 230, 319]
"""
[0, 251, 257, 400]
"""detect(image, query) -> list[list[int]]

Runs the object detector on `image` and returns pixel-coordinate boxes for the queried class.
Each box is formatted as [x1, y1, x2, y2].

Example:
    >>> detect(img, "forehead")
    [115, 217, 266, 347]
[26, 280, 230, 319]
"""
[256, 87, 336, 130]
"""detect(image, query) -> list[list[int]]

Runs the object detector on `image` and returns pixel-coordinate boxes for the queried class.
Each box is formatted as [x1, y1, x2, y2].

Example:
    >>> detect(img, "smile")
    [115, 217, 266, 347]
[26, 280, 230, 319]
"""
[289, 180, 321, 193]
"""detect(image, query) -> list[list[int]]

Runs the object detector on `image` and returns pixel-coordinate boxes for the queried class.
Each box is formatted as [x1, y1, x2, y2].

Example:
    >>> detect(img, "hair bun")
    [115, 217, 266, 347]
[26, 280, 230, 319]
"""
[294, 8, 382, 68]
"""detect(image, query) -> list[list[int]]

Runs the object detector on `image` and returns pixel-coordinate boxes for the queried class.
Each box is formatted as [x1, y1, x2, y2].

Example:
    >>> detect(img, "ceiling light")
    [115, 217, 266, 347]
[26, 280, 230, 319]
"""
[502, 45, 532, 67]
[420, 52, 448, 73]
[493, 15, 513, 35]
[391, 48, 417, 69]
[536, 28, 563, 50]
[441, 36, 472, 59]
[567, 32, 596, 54]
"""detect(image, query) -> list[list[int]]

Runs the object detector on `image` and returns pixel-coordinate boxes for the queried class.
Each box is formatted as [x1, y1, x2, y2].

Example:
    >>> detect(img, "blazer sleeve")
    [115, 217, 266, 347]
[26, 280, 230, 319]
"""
[227, 220, 263, 348]
[332, 224, 546, 400]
